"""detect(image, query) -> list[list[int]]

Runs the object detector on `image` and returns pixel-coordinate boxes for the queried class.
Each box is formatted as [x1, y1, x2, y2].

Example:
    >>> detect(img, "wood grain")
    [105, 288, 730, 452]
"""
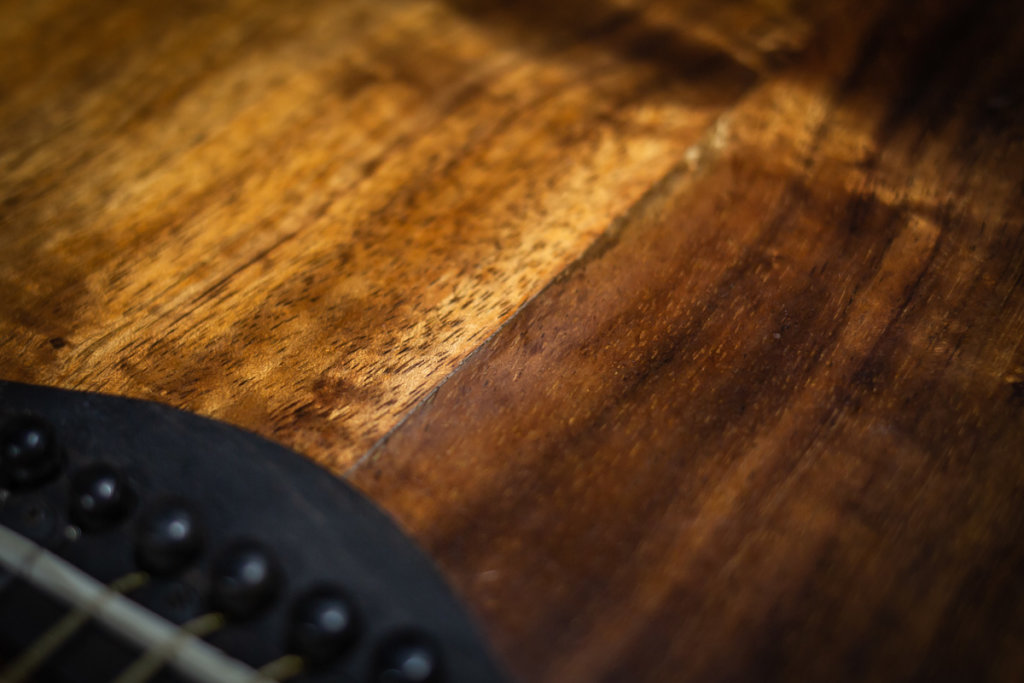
[3, 0, 1024, 681]
[0, 0, 773, 468]
[350, 0, 1024, 681]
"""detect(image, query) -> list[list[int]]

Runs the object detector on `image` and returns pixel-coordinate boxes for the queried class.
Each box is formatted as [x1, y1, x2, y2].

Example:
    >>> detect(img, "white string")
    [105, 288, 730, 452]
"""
[110, 612, 225, 683]
[0, 525, 272, 683]
[0, 570, 148, 683]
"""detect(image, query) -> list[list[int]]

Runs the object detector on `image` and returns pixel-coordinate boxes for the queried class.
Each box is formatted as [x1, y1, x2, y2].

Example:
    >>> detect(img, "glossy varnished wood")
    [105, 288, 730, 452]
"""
[350, 0, 1024, 681]
[0, 0, 767, 467]
[3, 0, 1024, 681]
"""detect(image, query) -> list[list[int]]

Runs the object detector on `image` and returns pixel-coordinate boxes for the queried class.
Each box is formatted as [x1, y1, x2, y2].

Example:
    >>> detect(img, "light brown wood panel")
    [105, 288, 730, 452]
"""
[0, 0, 778, 468]
[351, 0, 1024, 680]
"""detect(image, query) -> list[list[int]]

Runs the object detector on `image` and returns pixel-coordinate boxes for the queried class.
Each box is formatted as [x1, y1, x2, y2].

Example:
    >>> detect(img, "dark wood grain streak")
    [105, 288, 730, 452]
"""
[350, 1, 1024, 681]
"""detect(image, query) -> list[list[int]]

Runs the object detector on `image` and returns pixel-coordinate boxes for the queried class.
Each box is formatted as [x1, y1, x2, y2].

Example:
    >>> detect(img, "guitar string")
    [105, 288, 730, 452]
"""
[257, 654, 305, 681]
[0, 533, 306, 683]
[0, 570, 150, 683]
[109, 612, 225, 683]
[0, 526, 272, 683]
[110, 619, 309, 683]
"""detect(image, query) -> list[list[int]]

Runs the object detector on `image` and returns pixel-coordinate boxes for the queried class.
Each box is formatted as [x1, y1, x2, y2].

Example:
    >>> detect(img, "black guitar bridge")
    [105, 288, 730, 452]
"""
[0, 380, 508, 683]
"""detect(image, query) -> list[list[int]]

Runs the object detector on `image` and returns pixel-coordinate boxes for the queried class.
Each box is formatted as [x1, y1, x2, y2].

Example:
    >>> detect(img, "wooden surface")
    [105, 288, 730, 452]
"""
[1, 0, 762, 466]
[3, 0, 1024, 681]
